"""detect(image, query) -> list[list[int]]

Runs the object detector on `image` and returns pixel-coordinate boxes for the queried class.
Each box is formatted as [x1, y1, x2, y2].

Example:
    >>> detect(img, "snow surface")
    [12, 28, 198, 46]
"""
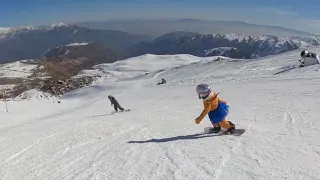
[0, 61, 38, 78]
[84, 54, 227, 83]
[14, 89, 57, 101]
[1, 47, 320, 179]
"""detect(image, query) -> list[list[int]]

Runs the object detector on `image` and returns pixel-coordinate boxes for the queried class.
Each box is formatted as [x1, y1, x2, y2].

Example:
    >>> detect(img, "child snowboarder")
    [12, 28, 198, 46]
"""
[194, 83, 235, 134]
[108, 95, 124, 112]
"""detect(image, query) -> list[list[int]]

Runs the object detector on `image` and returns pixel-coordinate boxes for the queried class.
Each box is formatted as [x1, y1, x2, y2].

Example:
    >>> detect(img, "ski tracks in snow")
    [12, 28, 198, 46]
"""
[212, 104, 255, 180]
[283, 99, 298, 136]
[212, 136, 243, 180]
[5, 145, 33, 162]
[64, 125, 150, 180]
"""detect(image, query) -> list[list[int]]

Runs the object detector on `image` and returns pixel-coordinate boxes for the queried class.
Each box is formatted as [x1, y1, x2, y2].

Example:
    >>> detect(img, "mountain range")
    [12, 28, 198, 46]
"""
[1, 22, 320, 64]
[77, 18, 317, 37]
[127, 32, 320, 59]
[0, 23, 151, 63]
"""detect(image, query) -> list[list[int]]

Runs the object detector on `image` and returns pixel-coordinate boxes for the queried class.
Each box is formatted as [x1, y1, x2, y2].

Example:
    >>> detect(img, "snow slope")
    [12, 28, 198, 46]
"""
[80, 54, 226, 84]
[0, 60, 38, 78]
[1, 47, 320, 180]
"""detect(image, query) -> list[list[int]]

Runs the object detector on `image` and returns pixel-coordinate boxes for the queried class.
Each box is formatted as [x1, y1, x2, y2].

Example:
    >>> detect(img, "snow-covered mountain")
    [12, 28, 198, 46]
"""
[203, 47, 254, 58]
[0, 23, 152, 63]
[1, 46, 320, 179]
[128, 32, 320, 58]
[204, 47, 235, 56]
[2, 22, 320, 64]
[1, 23, 320, 64]
[0, 23, 68, 38]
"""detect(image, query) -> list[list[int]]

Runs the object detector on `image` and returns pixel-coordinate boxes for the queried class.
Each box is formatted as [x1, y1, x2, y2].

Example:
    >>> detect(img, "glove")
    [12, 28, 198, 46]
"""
[195, 117, 201, 124]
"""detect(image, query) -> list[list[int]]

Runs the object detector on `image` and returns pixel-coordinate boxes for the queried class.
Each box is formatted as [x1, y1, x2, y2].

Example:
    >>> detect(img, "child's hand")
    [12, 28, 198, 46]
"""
[195, 118, 201, 124]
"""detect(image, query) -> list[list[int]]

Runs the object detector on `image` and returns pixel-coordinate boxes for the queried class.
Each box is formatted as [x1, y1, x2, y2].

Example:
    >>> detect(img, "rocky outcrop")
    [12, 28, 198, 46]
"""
[38, 76, 98, 96]
[41, 42, 119, 69]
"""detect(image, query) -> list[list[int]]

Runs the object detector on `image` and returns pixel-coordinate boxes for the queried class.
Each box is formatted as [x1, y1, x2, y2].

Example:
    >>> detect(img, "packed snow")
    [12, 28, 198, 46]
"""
[0, 60, 38, 78]
[82, 54, 224, 83]
[14, 89, 57, 101]
[1, 47, 320, 180]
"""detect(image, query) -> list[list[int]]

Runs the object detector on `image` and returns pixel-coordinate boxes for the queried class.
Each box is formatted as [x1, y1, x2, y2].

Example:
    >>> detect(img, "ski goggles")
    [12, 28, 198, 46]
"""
[197, 91, 209, 99]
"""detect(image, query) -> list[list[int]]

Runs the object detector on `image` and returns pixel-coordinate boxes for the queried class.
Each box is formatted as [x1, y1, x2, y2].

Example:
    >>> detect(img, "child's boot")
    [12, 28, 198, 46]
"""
[227, 121, 236, 134]
[211, 125, 221, 133]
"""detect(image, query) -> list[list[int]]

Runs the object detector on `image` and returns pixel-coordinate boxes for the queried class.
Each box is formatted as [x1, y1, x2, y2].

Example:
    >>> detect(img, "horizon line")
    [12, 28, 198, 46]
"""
[1, 17, 315, 35]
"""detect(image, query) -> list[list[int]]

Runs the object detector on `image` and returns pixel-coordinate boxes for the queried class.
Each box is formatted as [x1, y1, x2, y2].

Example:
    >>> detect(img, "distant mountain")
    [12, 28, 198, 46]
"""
[41, 42, 119, 69]
[0, 23, 152, 63]
[77, 18, 316, 37]
[153, 31, 198, 42]
[2, 22, 320, 65]
[127, 32, 320, 58]
[204, 47, 253, 59]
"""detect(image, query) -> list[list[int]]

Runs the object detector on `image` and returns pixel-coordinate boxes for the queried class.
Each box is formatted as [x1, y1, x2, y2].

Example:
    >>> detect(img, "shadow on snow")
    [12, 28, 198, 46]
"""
[127, 129, 245, 143]
[127, 133, 218, 143]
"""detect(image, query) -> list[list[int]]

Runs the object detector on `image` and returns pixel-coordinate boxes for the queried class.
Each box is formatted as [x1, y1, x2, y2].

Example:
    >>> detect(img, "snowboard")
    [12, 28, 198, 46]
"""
[111, 109, 131, 114]
[204, 127, 246, 136]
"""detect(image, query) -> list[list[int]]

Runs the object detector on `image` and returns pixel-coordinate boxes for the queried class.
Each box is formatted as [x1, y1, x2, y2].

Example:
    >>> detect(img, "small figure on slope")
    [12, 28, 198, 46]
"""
[194, 83, 235, 134]
[157, 78, 167, 85]
[108, 95, 124, 112]
[299, 50, 320, 67]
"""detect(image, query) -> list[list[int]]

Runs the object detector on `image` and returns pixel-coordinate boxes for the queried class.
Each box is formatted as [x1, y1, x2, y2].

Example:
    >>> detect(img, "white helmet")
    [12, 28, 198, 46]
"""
[196, 83, 211, 99]
[301, 50, 308, 58]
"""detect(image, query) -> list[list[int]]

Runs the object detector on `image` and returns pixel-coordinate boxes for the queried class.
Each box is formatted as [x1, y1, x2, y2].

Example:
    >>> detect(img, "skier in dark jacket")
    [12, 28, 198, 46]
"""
[157, 78, 167, 85]
[108, 95, 124, 112]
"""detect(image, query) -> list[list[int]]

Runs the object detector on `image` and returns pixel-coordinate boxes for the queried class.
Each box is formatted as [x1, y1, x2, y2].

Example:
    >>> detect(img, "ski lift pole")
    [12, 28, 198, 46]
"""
[3, 88, 8, 113]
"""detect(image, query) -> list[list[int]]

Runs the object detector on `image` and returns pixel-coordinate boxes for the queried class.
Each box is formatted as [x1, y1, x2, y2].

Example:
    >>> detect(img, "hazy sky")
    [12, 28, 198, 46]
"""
[2, 0, 320, 33]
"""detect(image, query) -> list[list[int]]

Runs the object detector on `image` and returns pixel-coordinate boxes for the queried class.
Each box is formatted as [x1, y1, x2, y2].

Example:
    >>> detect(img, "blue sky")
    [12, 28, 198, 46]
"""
[1, 0, 320, 33]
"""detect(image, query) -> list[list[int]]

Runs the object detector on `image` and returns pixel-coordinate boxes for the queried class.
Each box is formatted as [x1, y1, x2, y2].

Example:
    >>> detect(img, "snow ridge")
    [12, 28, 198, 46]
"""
[0, 23, 71, 39]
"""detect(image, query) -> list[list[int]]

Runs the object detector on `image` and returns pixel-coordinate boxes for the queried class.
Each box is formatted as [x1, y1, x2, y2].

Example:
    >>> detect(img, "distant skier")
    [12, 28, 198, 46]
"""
[108, 95, 124, 112]
[300, 50, 320, 67]
[157, 78, 167, 85]
[194, 83, 235, 134]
